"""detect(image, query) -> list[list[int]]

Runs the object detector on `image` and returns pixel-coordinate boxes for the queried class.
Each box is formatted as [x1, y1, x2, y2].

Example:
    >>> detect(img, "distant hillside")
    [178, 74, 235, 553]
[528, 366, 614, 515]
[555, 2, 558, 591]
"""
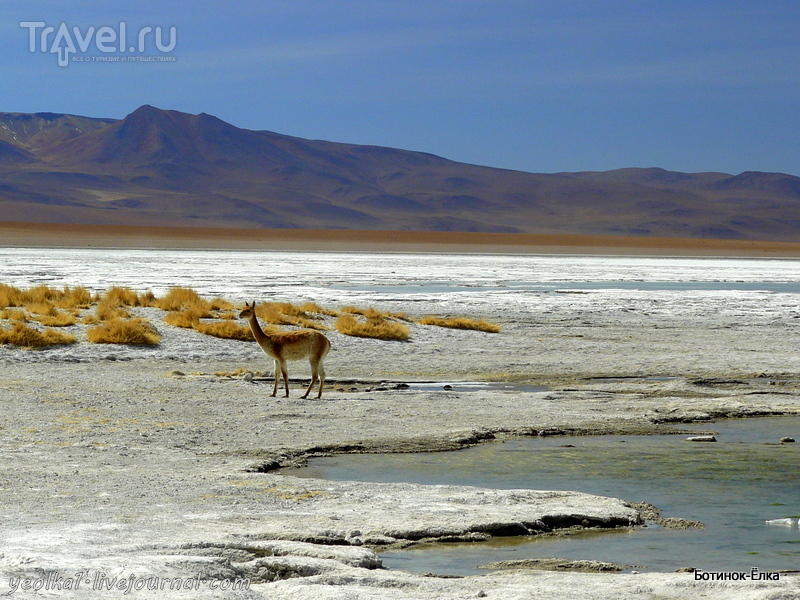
[1, 105, 798, 240]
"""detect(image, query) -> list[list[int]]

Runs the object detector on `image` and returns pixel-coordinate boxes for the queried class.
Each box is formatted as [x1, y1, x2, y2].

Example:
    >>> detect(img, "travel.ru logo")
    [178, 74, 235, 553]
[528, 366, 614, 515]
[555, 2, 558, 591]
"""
[20, 21, 177, 67]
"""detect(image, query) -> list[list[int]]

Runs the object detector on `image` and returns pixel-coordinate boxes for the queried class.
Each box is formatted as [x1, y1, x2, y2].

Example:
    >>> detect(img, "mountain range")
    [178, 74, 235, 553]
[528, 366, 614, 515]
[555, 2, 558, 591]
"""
[1, 105, 798, 241]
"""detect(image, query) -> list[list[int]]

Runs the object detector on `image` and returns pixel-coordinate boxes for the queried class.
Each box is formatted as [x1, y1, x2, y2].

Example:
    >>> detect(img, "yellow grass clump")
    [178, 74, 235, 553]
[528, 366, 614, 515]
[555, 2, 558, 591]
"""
[53, 286, 94, 309]
[0, 284, 95, 310]
[299, 301, 338, 316]
[1, 280, 507, 349]
[163, 306, 213, 329]
[81, 313, 100, 325]
[28, 285, 60, 302]
[102, 286, 144, 307]
[341, 305, 409, 321]
[92, 303, 130, 322]
[0, 322, 76, 347]
[139, 289, 156, 305]
[156, 289, 242, 337]
[0, 284, 21, 307]
[7, 285, 58, 305]
[255, 302, 329, 330]
[194, 320, 255, 341]
[91, 286, 148, 322]
[334, 313, 410, 341]
[31, 310, 78, 327]
[0, 308, 27, 321]
[25, 302, 58, 316]
[87, 318, 161, 346]
[155, 287, 206, 311]
[209, 297, 233, 311]
[417, 315, 501, 333]
[0, 285, 95, 332]
[214, 367, 266, 378]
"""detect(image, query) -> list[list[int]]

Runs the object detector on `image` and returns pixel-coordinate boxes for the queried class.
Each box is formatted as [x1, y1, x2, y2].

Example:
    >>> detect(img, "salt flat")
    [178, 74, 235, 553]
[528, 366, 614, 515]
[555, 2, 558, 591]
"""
[1, 250, 799, 598]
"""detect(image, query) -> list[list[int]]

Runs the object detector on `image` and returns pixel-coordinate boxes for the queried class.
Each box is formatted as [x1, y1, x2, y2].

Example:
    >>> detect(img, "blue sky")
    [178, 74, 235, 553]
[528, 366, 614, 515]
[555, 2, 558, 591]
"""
[2, 1, 798, 175]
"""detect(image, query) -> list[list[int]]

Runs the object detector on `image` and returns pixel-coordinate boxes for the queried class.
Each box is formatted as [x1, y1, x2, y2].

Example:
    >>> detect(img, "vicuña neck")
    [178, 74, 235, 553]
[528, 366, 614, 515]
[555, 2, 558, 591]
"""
[248, 314, 271, 344]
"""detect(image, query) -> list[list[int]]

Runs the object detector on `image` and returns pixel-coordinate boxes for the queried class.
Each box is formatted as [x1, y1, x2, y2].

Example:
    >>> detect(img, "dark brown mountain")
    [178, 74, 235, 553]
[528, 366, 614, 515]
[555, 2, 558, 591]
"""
[0, 105, 798, 240]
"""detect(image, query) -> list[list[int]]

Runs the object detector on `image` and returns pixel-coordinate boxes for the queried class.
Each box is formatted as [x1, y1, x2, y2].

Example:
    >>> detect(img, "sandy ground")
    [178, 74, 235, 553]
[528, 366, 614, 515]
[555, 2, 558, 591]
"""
[1, 271, 800, 600]
[4, 220, 800, 256]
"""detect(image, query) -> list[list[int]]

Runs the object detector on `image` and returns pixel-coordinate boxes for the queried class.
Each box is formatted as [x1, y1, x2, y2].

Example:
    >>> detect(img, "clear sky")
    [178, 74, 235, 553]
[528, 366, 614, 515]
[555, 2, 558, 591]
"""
[2, 1, 798, 176]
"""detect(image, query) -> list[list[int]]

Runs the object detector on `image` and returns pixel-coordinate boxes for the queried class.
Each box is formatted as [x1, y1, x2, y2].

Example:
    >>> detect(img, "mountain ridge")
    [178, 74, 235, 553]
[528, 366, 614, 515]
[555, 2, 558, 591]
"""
[0, 105, 798, 241]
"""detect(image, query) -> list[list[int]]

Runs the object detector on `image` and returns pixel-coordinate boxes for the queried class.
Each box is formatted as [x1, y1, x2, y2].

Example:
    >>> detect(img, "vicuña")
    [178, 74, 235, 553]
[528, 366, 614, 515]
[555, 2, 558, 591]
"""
[239, 301, 331, 399]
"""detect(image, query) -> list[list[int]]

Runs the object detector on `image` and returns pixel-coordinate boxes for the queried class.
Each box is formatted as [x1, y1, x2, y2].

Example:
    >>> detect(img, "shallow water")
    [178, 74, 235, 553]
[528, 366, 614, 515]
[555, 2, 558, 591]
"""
[284, 416, 800, 575]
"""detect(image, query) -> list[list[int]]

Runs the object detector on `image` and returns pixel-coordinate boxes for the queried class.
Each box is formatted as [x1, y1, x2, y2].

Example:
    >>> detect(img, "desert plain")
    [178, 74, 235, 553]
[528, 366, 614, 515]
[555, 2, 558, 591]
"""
[1, 225, 799, 599]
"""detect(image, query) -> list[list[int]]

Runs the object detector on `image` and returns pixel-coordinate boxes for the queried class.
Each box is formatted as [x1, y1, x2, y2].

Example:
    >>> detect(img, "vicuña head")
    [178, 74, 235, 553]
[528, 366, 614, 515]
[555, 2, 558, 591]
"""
[239, 301, 331, 399]
[238, 301, 257, 320]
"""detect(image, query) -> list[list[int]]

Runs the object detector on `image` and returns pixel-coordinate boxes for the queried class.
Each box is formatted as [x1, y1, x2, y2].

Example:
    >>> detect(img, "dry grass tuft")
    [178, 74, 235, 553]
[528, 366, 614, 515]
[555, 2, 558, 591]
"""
[0, 308, 27, 321]
[342, 305, 401, 319]
[334, 313, 410, 341]
[0, 285, 95, 330]
[87, 318, 161, 345]
[0, 284, 96, 310]
[92, 286, 146, 322]
[194, 320, 255, 341]
[154, 290, 328, 340]
[32, 286, 59, 302]
[214, 367, 266, 377]
[54, 286, 94, 309]
[156, 290, 246, 338]
[138, 290, 157, 306]
[163, 306, 213, 329]
[0, 280, 503, 348]
[81, 313, 100, 325]
[291, 316, 329, 330]
[93, 302, 130, 322]
[155, 287, 206, 311]
[153, 287, 242, 342]
[25, 302, 58, 317]
[0, 281, 505, 350]
[15, 285, 59, 305]
[255, 302, 292, 323]
[209, 297, 233, 311]
[417, 315, 501, 333]
[300, 301, 339, 316]
[255, 302, 329, 330]
[0, 322, 76, 347]
[0, 284, 21, 307]
[102, 286, 144, 307]
[31, 311, 78, 327]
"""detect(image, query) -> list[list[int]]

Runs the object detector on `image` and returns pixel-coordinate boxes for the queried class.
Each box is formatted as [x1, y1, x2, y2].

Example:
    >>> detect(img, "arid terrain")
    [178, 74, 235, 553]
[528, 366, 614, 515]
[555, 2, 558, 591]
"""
[2, 106, 800, 241]
[3, 221, 800, 257]
[1, 240, 799, 598]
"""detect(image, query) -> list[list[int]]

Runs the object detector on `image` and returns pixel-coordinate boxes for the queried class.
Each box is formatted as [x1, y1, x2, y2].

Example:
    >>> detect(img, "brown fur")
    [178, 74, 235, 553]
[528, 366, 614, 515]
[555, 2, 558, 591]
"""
[239, 301, 331, 399]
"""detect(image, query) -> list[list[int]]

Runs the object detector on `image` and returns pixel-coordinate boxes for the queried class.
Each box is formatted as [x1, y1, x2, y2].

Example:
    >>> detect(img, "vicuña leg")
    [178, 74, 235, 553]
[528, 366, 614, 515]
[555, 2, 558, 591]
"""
[273, 359, 290, 398]
[302, 360, 326, 399]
